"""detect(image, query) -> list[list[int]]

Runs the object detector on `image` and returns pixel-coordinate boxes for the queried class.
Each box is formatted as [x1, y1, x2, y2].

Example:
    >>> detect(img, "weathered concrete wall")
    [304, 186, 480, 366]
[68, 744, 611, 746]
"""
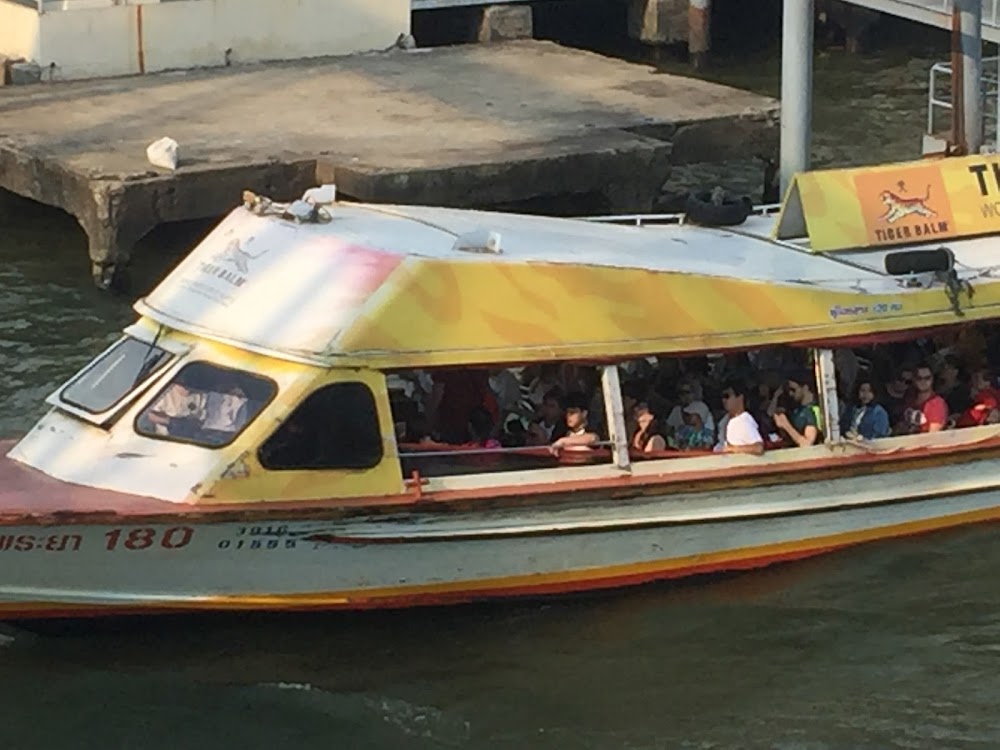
[0, 2, 40, 64]
[39, 6, 134, 79]
[25, 0, 409, 79]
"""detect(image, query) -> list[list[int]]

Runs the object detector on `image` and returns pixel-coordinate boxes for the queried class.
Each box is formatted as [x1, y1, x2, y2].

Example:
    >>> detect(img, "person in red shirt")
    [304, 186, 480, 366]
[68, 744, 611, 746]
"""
[956, 368, 1000, 428]
[901, 363, 947, 434]
[428, 370, 499, 444]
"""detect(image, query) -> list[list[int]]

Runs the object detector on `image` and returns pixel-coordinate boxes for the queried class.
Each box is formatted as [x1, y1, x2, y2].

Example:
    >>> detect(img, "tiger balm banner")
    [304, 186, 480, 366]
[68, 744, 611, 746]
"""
[773, 154, 1000, 252]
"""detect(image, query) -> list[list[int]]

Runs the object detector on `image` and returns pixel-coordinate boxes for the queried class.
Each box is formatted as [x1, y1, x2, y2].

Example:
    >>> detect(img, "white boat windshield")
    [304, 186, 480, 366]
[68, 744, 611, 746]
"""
[134, 362, 277, 448]
[60, 335, 172, 414]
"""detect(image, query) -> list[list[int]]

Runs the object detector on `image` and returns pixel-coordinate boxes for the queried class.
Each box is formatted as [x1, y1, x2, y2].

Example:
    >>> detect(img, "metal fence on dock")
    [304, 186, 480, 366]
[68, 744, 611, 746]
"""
[928, 55, 1000, 152]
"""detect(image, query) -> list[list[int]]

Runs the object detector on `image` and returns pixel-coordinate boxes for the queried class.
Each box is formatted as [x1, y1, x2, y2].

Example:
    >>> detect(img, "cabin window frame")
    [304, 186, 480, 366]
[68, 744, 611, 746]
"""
[258, 381, 385, 471]
[391, 365, 626, 479]
[50, 329, 192, 427]
[133, 360, 279, 449]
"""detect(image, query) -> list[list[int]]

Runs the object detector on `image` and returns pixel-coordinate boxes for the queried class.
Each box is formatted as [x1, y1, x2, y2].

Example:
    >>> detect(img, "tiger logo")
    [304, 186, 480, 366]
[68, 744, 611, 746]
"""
[878, 185, 936, 224]
[214, 238, 267, 273]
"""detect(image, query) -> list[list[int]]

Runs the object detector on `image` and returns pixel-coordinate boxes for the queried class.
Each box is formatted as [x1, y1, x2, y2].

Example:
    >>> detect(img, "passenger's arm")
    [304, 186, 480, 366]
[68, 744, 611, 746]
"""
[645, 434, 667, 452]
[725, 441, 764, 456]
[551, 431, 599, 451]
[773, 412, 818, 447]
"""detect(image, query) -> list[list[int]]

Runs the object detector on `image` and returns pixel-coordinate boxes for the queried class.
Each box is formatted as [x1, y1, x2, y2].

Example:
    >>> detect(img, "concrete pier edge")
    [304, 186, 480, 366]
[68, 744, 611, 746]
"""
[0, 41, 778, 289]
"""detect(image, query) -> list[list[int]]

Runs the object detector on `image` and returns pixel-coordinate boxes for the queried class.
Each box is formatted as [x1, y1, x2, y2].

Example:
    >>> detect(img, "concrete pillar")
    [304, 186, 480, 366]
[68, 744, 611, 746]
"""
[779, 0, 814, 197]
[77, 181, 157, 292]
[627, 0, 686, 45]
[688, 0, 710, 69]
[959, 0, 983, 153]
[475, 5, 533, 43]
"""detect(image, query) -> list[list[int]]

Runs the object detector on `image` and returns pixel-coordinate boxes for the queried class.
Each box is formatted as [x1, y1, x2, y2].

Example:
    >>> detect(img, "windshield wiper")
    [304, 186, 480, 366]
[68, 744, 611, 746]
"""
[131, 324, 166, 387]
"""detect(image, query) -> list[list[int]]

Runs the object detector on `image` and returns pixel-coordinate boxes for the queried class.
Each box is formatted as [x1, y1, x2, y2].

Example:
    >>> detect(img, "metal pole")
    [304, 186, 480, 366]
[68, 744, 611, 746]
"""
[959, 0, 983, 153]
[779, 0, 814, 197]
[951, 10, 964, 151]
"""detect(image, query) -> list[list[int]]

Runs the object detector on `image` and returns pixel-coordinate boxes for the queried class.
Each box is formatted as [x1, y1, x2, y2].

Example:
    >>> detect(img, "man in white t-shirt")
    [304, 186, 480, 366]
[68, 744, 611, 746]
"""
[715, 380, 764, 456]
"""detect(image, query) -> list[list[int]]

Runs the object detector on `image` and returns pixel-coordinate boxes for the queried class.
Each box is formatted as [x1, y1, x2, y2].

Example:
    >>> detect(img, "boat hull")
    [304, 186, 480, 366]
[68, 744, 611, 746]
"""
[2, 479, 999, 619]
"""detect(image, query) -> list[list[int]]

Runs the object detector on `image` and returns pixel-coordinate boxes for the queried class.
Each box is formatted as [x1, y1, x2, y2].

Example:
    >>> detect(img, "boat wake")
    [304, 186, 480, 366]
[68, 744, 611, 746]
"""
[0, 623, 26, 647]
[363, 696, 472, 745]
[254, 682, 471, 745]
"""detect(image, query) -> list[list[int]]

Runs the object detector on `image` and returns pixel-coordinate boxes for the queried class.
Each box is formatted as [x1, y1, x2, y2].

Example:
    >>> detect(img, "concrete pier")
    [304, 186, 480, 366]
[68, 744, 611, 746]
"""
[0, 41, 778, 289]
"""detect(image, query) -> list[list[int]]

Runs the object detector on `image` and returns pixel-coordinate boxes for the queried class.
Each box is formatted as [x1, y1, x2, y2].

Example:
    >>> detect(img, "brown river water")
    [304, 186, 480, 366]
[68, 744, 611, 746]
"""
[3, 14, 1000, 749]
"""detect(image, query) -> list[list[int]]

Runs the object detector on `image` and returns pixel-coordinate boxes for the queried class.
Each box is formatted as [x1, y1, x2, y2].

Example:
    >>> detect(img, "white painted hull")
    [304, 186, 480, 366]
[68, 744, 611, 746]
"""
[2, 458, 1000, 618]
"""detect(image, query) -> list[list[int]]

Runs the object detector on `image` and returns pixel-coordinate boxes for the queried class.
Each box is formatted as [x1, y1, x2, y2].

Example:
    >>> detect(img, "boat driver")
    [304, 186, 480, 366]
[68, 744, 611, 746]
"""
[145, 372, 207, 439]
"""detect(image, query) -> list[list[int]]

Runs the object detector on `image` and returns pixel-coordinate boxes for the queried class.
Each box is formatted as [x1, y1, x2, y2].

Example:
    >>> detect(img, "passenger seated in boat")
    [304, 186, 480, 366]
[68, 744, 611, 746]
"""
[665, 378, 714, 438]
[772, 371, 823, 448]
[935, 354, 971, 417]
[467, 407, 501, 449]
[751, 372, 780, 438]
[900, 363, 947, 434]
[489, 367, 524, 419]
[143, 375, 206, 439]
[428, 370, 498, 444]
[576, 367, 608, 438]
[841, 378, 891, 441]
[714, 379, 764, 456]
[417, 407, 501, 451]
[632, 402, 667, 453]
[621, 381, 646, 441]
[549, 392, 599, 454]
[667, 402, 714, 451]
[524, 364, 561, 408]
[527, 388, 568, 446]
[885, 365, 915, 430]
[955, 368, 1000, 428]
[501, 413, 529, 448]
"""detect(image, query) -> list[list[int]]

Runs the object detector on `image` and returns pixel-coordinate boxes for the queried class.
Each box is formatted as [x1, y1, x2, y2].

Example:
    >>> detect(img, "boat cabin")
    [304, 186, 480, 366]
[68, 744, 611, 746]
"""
[9, 155, 1000, 509]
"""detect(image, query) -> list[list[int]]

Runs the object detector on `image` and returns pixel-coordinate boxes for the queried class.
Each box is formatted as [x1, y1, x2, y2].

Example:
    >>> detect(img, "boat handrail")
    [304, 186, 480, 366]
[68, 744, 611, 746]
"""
[581, 203, 782, 227]
[398, 441, 616, 457]
[397, 441, 715, 460]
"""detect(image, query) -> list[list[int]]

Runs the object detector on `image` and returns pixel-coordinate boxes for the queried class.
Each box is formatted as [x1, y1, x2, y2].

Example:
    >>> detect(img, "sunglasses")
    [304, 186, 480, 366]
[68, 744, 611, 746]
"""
[722, 392, 735, 400]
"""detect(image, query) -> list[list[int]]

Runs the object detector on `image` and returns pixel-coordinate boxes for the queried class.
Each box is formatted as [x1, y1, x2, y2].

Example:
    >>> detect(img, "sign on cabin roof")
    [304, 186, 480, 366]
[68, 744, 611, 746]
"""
[774, 154, 1000, 252]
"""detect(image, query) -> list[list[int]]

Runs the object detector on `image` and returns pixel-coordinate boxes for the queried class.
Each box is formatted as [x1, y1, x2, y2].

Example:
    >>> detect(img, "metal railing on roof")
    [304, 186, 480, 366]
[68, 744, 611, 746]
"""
[927, 55, 1000, 151]
[582, 204, 782, 227]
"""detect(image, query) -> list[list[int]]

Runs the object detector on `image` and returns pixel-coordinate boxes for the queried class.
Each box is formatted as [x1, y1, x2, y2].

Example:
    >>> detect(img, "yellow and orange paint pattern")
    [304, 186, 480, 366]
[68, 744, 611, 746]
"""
[780, 153, 1000, 252]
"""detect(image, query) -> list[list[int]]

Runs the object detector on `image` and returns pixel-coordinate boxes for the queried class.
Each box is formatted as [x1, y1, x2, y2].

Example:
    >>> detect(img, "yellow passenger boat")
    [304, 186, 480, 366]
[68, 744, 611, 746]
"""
[3, 155, 1000, 619]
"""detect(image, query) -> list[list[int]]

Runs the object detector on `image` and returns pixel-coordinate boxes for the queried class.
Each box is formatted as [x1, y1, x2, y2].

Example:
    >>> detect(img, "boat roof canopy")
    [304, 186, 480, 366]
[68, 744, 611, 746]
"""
[137, 161, 1000, 368]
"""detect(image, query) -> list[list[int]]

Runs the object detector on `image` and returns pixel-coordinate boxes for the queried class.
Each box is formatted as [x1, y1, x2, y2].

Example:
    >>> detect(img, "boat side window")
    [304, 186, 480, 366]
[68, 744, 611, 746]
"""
[61, 335, 172, 414]
[389, 365, 613, 477]
[259, 382, 383, 470]
[135, 362, 276, 448]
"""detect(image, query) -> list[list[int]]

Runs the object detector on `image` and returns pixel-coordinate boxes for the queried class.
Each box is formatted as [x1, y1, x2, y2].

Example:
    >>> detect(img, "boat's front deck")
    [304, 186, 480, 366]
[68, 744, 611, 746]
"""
[0, 440, 179, 521]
